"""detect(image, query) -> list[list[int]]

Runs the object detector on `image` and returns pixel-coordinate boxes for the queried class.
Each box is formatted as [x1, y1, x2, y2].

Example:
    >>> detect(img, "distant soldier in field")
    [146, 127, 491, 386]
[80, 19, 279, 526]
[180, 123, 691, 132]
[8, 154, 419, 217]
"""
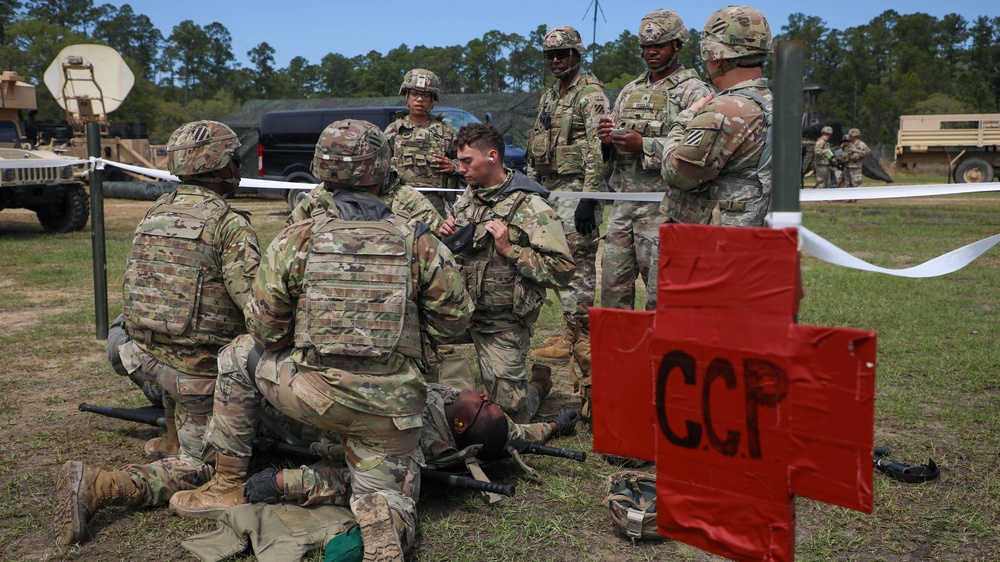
[814, 125, 835, 188]
[655, 5, 774, 227]
[169, 120, 472, 562]
[843, 128, 870, 187]
[527, 25, 609, 364]
[440, 123, 575, 423]
[55, 120, 260, 546]
[384, 68, 462, 218]
[597, 9, 711, 311]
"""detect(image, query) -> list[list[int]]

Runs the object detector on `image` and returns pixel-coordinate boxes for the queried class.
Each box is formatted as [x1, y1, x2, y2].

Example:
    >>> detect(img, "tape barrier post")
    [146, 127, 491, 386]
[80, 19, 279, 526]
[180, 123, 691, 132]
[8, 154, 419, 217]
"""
[87, 124, 108, 340]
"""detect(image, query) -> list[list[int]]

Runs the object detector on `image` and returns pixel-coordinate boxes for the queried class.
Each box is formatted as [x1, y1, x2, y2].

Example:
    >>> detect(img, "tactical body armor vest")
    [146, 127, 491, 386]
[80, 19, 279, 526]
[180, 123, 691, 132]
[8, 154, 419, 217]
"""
[527, 74, 603, 177]
[122, 189, 244, 347]
[388, 117, 455, 189]
[454, 176, 548, 326]
[294, 195, 423, 371]
[616, 68, 702, 178]
[708, 87, 773, 227]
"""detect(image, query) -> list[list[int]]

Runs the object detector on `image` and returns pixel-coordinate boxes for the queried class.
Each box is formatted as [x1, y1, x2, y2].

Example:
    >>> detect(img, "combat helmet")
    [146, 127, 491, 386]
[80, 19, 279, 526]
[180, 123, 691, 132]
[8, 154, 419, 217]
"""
[399, 68, 440, 101]
[167, 120, 240, 178]
[311, 119, 390, 188]
[849, 128, 861, 138]
[700, 5, 772, 65]
[638, 9, 689, 47]
[604, 470, 660, 541]
[543, 26, 586, 56]
[821, 126, 833, 135]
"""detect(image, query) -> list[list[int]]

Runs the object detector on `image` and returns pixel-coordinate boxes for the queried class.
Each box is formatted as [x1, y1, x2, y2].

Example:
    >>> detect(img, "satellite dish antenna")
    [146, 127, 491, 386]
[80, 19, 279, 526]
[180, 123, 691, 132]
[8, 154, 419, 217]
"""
[43, 44, 134, 132]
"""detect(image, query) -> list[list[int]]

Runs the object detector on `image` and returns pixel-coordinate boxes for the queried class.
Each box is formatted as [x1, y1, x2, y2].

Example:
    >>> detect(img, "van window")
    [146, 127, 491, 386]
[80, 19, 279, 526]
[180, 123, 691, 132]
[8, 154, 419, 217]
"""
[0, 120, 20, 147]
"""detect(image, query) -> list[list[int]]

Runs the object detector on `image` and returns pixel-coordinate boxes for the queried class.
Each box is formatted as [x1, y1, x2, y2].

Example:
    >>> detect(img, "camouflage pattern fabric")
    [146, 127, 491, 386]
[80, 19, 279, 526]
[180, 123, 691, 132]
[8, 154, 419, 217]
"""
[166, 120, 239, 177]
[657, 77, 773, 227]
[122, 184, 260, 377]
[449, 171, 574, 419]
[384, 115, 461, 218]
[287, 177, 444, 233]
[311, 120, 391, 188]
[528, 71, 608, 318]
[814, 136, 833, 188]
[699, 6, 772, 63]
[603, 68, 711, 310]
[119, 342, 217, 463]
[844, 138, 870, 187]
[121, 455, 214, 508]
[252, 188, 470, 415]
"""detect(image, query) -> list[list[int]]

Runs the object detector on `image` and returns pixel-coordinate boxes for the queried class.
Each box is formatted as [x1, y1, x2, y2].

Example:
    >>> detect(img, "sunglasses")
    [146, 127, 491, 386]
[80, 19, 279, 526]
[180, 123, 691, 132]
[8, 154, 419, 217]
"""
[545, 49, 573, 61]
[408, 91, 433, 101]
[467, 397, 495, 431]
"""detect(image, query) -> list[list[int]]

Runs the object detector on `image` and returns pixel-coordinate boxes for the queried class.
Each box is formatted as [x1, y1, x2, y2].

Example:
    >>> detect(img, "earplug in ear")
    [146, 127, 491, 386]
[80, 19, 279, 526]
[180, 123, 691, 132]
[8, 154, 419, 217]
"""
[456, 421, 465, 428]
[489, 157, 495, 162]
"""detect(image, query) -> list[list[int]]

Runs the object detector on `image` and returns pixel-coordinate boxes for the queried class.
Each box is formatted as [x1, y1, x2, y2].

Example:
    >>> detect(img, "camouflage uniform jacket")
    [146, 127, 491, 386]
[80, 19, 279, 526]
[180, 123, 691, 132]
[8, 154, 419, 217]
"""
[249, 188, 472, 416]
[656, 78, 773, 226]
[451, 170, 575, 333]
[815, 137, 833, 163]
[287, 175, 444, 233]
[610, 67, 711, 193]
[123, 184, 260, 376]
[845, 139, 870, 165]
[384, 115, 461, 189]
[419, 383, 552, 468]
[527, 71, 609, 193]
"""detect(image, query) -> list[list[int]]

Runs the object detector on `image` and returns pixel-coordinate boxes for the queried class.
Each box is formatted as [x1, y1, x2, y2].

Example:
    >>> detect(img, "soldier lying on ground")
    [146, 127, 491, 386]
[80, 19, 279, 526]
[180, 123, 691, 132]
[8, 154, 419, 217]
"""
[243, 382, 579, 505]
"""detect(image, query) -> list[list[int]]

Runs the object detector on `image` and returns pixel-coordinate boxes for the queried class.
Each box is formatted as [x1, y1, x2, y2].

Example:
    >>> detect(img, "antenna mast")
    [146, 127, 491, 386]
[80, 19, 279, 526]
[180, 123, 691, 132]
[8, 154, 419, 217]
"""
[582, 0, 607, 62]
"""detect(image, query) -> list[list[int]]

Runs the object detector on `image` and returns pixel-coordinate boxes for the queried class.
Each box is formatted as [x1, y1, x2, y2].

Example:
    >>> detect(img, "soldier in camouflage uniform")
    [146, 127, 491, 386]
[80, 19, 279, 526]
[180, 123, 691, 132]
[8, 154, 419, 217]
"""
[597, 10, 712, 311]
[169, 120, 472, 562]
[814, 125, 835, 188]
[243, 383, 579, 505]
[54, 121, 260, 546]
[440, 123, 576, 423]
[526, 26, 609, 363]
[842, 128, 870, 187]
[385, 69, 462, 218]
[288, 168, 444, 232]
[654, 5, 774, 228]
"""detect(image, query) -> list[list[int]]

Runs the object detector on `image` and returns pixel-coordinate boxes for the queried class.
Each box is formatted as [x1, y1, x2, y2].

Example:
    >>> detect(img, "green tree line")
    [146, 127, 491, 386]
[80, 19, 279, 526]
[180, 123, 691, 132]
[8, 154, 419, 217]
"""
[2, 1, 998, 146]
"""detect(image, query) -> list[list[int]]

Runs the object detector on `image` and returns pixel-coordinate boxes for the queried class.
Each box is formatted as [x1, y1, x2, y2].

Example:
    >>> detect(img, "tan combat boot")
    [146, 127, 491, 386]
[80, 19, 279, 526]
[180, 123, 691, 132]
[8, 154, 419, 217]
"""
[574, 317, 592, 376]
[55, 461, 143, 546]
[530, 321, 575, 361]
[529, 363, 553, 402]
[144, 407, 180, 460]
[356, 493, 404, 562]
[168, 453, 248, 519]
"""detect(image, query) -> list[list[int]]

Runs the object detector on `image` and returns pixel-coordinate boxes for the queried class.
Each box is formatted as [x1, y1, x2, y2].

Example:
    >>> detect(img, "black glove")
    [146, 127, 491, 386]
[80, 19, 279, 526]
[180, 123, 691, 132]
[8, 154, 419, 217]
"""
[553, 409, 579, 437]
[244, 467, 283, 504]
[574, 199, 598, 236]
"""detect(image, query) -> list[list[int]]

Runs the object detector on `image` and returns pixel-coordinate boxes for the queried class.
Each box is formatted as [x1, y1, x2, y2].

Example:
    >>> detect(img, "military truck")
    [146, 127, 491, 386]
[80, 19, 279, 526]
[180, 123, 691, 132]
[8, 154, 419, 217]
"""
[895, 113, 1000, 183]
[0, 70, 89, 232]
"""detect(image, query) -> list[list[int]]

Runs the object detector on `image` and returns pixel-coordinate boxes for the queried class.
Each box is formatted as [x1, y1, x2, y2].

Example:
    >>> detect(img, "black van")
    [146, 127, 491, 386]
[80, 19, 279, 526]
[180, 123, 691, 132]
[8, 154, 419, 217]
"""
[256, 106, 527, 208]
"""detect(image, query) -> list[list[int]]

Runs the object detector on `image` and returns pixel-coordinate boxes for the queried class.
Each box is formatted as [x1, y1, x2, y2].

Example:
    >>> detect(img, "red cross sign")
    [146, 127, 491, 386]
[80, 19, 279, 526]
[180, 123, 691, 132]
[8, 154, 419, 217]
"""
[592, 224, 875, 562]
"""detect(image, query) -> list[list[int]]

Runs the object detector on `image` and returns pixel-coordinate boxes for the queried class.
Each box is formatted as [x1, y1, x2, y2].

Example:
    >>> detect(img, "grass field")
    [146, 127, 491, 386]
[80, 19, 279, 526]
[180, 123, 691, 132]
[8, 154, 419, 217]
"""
[0, 184, 997, 561]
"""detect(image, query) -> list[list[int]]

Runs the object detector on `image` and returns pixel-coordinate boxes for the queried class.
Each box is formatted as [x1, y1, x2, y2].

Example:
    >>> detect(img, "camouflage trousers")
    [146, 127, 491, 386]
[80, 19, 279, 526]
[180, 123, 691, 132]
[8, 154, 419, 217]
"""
[207, 334, 420, 549]
[815, 163, 831, 188]
[845, 164, 863, 187]
[543, 177, 602, 318]
[468, 326, 540, 424]
[119, 341, 216, 463]
[601, 200, 668, 310]
[123, 455, 214, 508]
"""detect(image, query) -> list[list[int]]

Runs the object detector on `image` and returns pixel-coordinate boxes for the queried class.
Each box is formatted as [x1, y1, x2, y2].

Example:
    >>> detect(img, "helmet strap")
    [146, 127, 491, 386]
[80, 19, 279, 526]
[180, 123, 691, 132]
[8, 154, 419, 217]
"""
[706, 60, 735, 81]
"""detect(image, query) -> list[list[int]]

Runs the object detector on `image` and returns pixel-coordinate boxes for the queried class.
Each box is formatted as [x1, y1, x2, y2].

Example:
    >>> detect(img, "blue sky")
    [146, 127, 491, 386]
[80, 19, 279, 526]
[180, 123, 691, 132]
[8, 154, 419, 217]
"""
[106, 1, 997, 68]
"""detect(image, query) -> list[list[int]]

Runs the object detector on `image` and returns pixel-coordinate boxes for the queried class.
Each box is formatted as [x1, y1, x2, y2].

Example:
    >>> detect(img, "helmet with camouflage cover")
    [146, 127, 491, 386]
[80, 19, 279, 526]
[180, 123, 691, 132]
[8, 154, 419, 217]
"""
[849, 128, 861, 138]
[399, 68, 440, 101]
[638, 9, 690, 47]
[821, 126, 833, 135]
[604, 470, 660, 541]
[543, 26, 586, 56]
[700, 5, 772, 65]
[311, 119, 390, 188]
[167, 120, 240, 178]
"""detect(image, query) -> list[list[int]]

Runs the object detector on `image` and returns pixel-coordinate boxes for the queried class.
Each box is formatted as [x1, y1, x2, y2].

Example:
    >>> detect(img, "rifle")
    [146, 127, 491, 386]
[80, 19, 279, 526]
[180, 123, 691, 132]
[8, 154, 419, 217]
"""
[510, 438, 586, 462]
[77, 404, 520, 497]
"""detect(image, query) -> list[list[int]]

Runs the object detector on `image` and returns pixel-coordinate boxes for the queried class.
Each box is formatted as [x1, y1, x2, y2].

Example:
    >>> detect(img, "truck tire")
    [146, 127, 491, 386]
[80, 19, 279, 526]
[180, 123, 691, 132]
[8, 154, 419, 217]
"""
[36, 184, 90, 233]
[954, 158, 994, 184]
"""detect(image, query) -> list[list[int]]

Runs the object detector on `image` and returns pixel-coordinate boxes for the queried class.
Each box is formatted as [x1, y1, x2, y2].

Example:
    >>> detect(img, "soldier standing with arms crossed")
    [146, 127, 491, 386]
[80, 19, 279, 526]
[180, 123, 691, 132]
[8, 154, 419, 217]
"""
[526, 26, 609, 364]
[655, 5, 774, 227]
[814, 125, 835, 188]
[842, 128, 870, 187]
[385, 68, 462, 219]
[168, 120, 472, 562]
[597, 10, 711, 311]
